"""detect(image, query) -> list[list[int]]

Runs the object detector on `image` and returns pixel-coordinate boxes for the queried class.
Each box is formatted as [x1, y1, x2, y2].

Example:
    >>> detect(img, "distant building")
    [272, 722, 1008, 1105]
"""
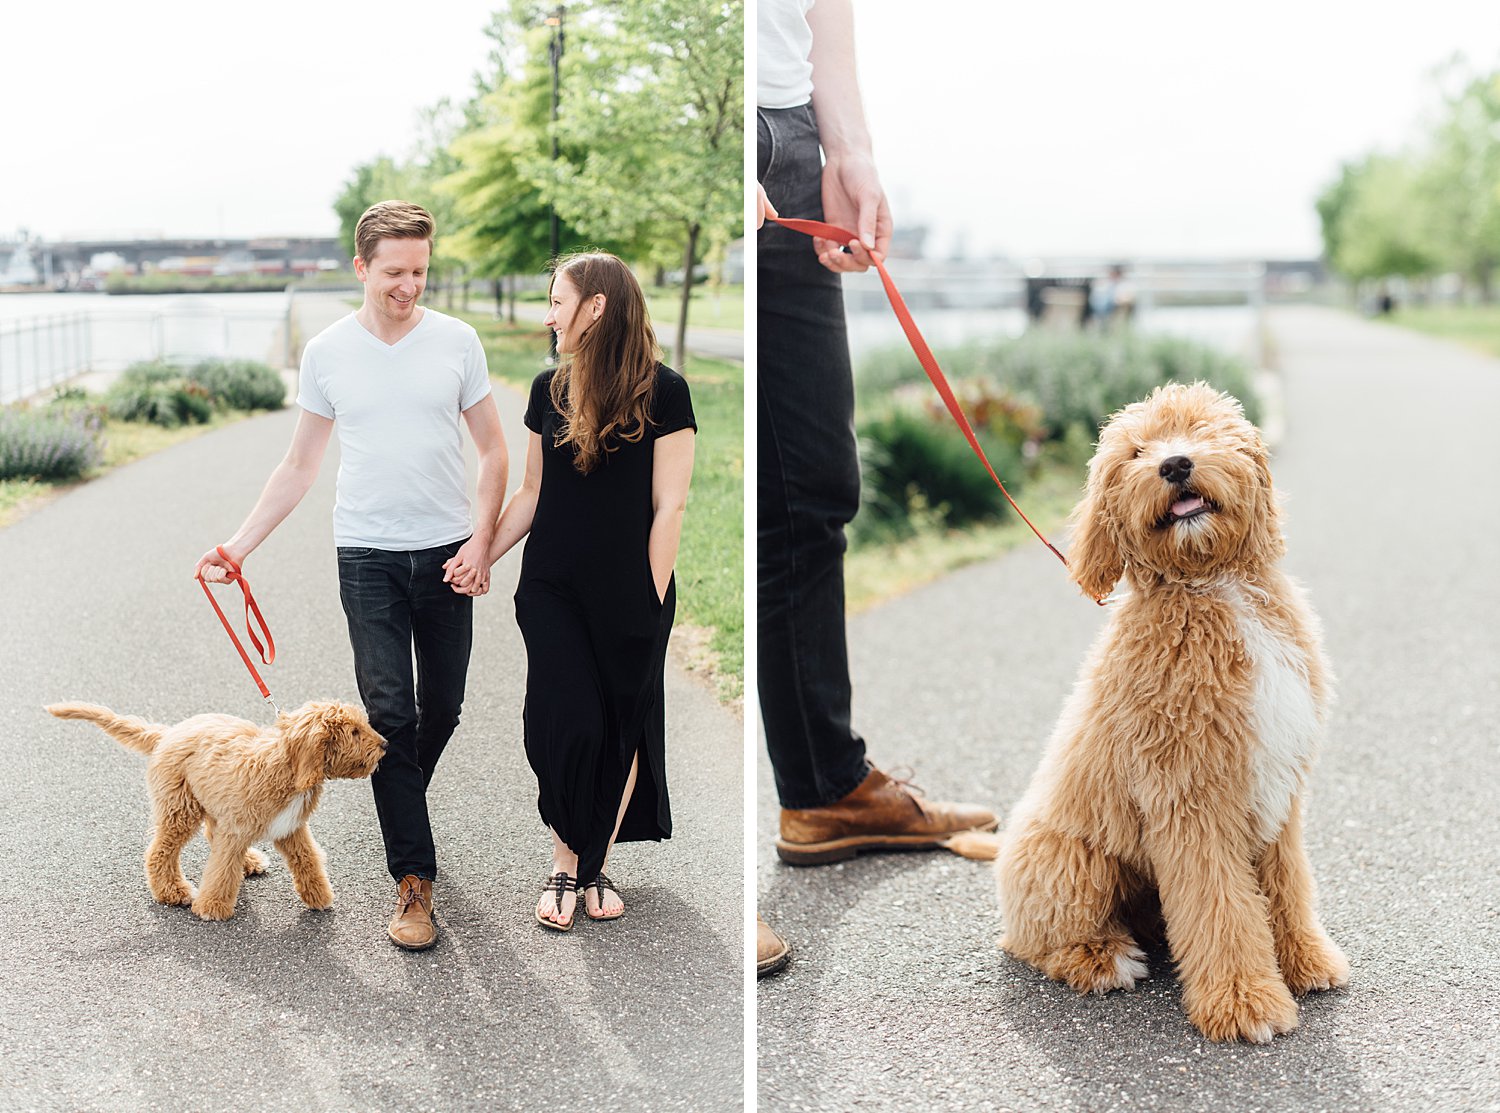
[1, 244, 41, 286]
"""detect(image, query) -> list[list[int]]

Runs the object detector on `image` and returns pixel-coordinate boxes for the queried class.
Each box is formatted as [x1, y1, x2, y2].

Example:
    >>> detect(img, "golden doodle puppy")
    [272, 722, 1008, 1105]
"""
[995, 382, 1348, 1043]
[47, 700, 385, 921]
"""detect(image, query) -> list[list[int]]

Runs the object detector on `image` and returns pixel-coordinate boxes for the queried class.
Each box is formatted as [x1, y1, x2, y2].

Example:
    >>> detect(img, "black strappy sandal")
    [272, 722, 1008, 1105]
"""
[583, 872, 624, 921]
[537, 872, 579, 932]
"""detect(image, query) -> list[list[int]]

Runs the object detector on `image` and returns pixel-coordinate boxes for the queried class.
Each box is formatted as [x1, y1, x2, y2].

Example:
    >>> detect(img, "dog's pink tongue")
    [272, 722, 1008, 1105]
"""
[1171, 496, 1205, 517]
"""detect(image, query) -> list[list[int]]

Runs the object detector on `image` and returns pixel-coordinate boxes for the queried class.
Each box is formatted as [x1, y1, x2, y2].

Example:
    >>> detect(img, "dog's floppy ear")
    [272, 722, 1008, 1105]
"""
[1067, 464, 1124, 601]
[1236, 428, 1286, 567]
[280, 703, 333, 792]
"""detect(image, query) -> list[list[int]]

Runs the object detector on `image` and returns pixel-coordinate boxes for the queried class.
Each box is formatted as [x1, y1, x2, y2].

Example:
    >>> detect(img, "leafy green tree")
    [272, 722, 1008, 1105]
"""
[331, 103, 470, 307]
[1421, 64, 1500, 300]
[1327, 153, 1438, 283]
[543, 0, 744, 368]
[441, 10, 590, 320]
[1317, 59, 1500, 299]
[333, 157, 402, 261]
[1314, 159, 1363, 270]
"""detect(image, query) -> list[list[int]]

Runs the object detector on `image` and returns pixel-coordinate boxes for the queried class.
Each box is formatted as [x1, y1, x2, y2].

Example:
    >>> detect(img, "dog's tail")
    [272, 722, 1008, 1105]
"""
[944, 830, 1001, 861]
[45, 702, 165, 755]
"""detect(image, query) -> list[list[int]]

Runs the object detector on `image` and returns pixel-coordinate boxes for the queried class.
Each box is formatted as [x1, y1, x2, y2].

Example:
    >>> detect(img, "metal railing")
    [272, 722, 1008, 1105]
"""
[0, 301, 290, 406]
[0, 314, 92, 405]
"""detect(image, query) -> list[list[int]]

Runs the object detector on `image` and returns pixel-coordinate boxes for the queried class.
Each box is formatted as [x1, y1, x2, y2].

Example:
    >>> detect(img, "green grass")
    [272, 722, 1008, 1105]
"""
[672, 353, 744, 700]
[459, 316, 555, 392]
[844, 454, 1085, 614]
[99, 412, 241, 467]
[0, 477, 48, 526]
[1384, 303, 1500, 358]
[502, 283, 744, 333]
[456, 311, 744, 702]
[644, 285, 744, 332]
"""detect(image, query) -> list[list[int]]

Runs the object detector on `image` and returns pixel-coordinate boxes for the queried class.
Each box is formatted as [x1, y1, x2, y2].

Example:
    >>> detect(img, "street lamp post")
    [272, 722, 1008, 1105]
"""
[545, 5, 564, 365]
[547, 6, 564, 262]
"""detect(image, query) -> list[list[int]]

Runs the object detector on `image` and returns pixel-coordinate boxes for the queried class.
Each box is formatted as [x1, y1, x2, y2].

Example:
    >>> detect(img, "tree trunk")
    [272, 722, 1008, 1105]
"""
[493, 277, 504, 318]
[674, 222, 700, 371]
[460, 269, 470, 312]
[508, 277, 517, 324]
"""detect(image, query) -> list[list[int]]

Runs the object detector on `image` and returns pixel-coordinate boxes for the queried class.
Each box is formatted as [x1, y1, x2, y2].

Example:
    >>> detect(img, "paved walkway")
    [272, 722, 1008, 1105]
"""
[756, 306, 1500, 1112]
[0, 377, 744, 1110]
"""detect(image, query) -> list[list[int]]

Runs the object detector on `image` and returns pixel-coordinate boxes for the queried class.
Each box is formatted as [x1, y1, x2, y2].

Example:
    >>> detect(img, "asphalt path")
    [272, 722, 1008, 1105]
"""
[0, 370, 744, 1110]
[756, 306, 1500, 1112]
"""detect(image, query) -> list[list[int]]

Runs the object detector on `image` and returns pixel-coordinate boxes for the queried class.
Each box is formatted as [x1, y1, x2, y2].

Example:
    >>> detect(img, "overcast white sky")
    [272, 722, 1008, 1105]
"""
[1, 0, 500, 241]
[8, 2, 1498, 259]
[852, 0, 1500, 259]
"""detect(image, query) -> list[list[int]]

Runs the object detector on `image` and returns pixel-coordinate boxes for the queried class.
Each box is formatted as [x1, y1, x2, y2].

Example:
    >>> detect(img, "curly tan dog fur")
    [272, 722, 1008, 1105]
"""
[995, 382, 1348, 1043]
[46, 700, 385, 921]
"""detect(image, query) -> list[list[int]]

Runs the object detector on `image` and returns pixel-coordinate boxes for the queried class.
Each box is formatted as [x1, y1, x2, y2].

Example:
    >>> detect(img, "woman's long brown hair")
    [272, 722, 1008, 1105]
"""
[548, 252, 661, 474]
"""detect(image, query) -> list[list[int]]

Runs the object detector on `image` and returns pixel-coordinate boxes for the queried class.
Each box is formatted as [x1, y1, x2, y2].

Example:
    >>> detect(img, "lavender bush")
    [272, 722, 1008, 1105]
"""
[0, 407, 104, 480]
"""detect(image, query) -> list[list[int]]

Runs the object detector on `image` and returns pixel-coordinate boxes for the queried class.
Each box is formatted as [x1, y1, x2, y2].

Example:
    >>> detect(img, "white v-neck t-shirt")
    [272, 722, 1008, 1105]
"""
[296, 308, 492, 550]
[758, 0, 815, 109]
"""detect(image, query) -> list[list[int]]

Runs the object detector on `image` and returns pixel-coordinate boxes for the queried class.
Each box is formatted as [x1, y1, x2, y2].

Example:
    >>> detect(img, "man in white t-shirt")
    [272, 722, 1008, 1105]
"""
[194, 201, 508, 951]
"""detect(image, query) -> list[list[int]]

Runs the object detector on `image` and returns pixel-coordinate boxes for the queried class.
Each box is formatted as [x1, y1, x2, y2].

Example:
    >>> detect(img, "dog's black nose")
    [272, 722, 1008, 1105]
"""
[1158, 455, 1194, 485]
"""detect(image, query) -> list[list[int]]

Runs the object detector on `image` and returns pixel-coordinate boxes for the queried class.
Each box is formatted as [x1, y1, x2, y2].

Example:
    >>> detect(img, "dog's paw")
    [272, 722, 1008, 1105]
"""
[190, 896, 236, 922]
[296, 879, 335, 911]
[1279, 933, 1350, 995]
[242, 848, 270, 877]
[151, 881, 197, 907]
[1186, 974, 1299, 1043]
[1042, 938, 1149, 995]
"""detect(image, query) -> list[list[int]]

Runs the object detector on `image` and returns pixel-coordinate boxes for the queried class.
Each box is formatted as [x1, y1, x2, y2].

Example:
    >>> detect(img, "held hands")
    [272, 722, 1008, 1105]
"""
[442, 536, 493, 597]
[816, 153, 892, 274]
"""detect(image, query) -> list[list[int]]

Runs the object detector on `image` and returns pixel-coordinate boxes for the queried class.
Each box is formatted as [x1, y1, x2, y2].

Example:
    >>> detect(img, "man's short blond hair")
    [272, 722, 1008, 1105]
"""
[355, 201, 434, 264]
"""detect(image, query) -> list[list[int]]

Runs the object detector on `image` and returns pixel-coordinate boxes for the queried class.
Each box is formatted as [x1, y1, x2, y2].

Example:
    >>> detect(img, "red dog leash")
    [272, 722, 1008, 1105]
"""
[769, 216, 1104, 603]
[196, 546, 281, 711]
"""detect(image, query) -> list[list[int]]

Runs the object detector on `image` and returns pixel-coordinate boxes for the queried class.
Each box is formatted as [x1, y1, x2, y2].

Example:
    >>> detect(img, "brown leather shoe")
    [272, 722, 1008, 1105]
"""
[388, 875, 436, 950]
[777, 765, 998, 865]
[756, 915, 791, 978]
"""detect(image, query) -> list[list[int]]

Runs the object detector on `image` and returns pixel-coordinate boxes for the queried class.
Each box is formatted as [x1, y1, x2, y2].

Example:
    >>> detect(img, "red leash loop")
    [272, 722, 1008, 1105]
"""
[769, 216, 1104, 603]
[196, 546, 279, 704]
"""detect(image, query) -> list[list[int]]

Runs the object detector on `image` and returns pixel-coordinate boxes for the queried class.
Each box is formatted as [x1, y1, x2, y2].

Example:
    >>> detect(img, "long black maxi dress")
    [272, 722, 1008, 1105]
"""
[515, 364, 696, 886]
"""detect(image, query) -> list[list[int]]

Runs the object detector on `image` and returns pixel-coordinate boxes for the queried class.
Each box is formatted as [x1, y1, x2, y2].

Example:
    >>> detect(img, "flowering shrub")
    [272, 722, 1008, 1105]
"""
[858, 331, 1261, 445]
[852, 331, 1261, 543]
[0, 407, 103, 480]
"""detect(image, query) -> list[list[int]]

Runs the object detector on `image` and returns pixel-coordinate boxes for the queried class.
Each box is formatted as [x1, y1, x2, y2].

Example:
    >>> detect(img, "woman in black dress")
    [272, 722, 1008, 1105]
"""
[465, 252, 695, 930]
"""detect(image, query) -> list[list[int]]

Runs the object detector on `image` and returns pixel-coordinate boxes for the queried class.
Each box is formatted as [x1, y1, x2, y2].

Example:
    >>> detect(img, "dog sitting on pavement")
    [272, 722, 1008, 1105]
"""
[991, 382, 1348, 1043]
[47, 700, 385, 921]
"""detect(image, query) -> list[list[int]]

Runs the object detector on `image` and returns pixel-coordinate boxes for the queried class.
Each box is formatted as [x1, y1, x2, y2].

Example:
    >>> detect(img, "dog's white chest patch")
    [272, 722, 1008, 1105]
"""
[1234, 601, 1319, 843]
[266, 791, 312, 840]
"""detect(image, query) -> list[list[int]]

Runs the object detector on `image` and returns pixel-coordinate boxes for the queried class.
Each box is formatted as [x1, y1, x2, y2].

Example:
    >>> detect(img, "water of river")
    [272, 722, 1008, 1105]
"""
[0, 291, 292, 403]
[0, 290, 290, 325]
[846, 304, 1260, 365]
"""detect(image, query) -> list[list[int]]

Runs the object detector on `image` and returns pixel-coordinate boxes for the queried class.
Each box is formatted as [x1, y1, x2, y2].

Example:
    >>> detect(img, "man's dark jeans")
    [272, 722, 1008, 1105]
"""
[757, 103, 871, 810]
[337, 540, 472, 881]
